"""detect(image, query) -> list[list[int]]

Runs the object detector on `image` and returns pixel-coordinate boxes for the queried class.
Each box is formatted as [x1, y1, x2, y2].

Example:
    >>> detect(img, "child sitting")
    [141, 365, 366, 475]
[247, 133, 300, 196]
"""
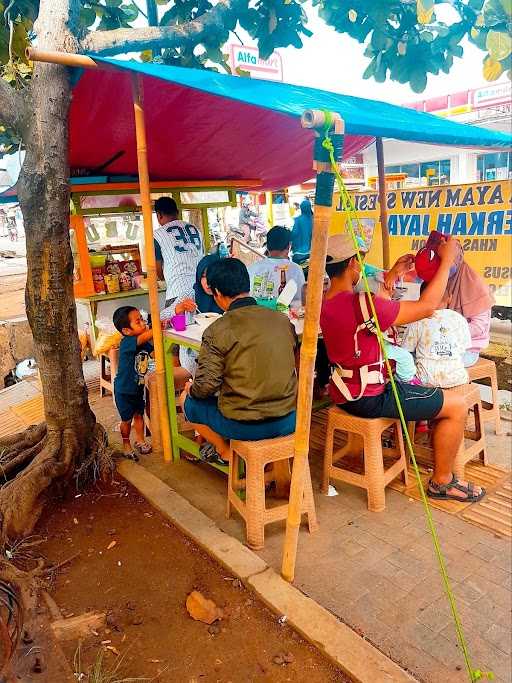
[402, 285, 471, 389]
[113, 306, 154, 460]
[367, 271, 419, 385]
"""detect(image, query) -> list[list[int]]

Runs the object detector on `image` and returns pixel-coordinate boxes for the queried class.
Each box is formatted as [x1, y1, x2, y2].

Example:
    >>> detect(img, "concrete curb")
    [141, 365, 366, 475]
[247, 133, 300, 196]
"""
[118, 460, 416, 683]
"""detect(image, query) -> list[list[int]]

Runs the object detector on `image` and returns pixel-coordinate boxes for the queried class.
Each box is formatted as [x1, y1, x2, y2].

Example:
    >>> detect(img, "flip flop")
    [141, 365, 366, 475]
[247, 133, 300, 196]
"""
[427, 475, 485, 503]
[134, 441, 152, 455]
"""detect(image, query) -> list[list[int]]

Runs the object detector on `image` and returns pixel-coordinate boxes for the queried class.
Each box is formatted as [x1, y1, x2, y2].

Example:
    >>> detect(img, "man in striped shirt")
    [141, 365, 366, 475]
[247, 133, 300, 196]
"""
[154, 196, 204, 307]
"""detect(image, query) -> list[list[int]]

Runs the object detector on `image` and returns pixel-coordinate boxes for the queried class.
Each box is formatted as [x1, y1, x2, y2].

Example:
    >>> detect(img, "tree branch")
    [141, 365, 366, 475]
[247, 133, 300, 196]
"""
[0, 80, 25, 135]
[82, 0, 245, 56]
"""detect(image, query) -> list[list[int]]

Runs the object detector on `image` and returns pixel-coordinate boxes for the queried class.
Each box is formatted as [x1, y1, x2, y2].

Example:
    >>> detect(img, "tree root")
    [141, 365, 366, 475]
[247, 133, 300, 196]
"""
[0, 420, 117, 675]
[0, 422, 116, 545]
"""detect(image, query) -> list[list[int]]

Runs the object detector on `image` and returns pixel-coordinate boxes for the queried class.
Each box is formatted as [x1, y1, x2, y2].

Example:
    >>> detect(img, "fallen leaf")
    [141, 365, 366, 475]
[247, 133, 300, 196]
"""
[106, 645, 120, 656]
[107, 541, 117, 550]
[100, 640, 112, 645]
[186, 591, 223, 625]
[73, 518, 79, 525]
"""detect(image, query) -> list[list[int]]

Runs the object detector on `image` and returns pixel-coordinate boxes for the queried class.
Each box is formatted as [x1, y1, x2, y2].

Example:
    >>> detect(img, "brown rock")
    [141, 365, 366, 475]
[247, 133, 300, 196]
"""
[185, 591, 223, 625]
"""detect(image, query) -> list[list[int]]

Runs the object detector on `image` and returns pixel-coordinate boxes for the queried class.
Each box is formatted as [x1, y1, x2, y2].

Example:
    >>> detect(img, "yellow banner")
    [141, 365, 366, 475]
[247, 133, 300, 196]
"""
[331, 179, 512, 307]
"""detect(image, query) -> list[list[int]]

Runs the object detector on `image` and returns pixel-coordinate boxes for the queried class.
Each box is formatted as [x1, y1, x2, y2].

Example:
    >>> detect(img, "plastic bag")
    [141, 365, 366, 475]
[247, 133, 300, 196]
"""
[94, 330, 122, 356]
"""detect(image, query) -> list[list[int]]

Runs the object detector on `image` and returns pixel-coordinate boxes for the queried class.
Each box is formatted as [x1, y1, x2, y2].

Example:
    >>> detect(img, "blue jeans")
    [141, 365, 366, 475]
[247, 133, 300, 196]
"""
[184, 396, 296, 440]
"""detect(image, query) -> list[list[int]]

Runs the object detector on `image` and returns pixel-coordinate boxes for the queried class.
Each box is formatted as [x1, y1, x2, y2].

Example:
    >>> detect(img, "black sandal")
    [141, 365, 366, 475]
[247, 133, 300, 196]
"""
[199, 442, 229, 466]
[427, 475, 485, 503]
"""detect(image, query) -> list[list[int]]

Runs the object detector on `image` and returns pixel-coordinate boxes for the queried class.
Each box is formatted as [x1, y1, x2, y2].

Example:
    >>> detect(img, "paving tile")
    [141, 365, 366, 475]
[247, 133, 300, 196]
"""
[440, 600, 494, 639]
[461, 575, 511, 606]
[427, 632, 465, 670]
[483, 623, 512, 655]
[416, 596, 458, 633]
[445, 554, 486, 583]
[473, 563, 511, 589]
[386, 549, 435, 578]
[448, 625, 512, 683]
[469, 595, 511, 630]
[493, 549, 512, 573]
[368, 559, 414, 588]
[340, 593, 394, 643]
[354, 577, 409, 613]
[396, 618, 438, 652]
[452, 578, 488, 604]
[347, 543, 396, 567]
[469, 541, 500, 562]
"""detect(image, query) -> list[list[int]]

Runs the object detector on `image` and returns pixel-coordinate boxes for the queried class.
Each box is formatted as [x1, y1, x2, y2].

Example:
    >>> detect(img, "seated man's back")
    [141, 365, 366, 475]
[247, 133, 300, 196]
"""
[193, 300, 297, 421]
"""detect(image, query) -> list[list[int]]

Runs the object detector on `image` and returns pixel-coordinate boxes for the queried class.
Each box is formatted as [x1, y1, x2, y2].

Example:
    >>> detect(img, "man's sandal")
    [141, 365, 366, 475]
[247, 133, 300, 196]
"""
[427, 475, 485, 503]
[199, 442, 228, 466]
[134, 441, 152, 455]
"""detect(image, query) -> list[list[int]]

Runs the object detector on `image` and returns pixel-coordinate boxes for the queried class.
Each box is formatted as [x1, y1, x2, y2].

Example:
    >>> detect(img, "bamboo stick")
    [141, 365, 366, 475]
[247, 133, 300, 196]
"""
[131, 74, 173, 462]
[281, 111, 345, 583]
[376, 137, 390, 270]
[27, 48, 99, 69]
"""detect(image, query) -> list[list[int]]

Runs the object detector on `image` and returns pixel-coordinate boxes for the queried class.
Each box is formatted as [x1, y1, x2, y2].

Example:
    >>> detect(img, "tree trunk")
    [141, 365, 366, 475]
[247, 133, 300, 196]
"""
[0, 0, 112, 544]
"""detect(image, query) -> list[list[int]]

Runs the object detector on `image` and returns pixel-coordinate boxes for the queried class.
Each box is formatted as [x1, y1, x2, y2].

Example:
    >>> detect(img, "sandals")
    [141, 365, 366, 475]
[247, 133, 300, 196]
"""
[123, 451, 139, 462]
[427, 475, 485, 503]
[134, 441, 152, 455]
[199, 442, 229, 466]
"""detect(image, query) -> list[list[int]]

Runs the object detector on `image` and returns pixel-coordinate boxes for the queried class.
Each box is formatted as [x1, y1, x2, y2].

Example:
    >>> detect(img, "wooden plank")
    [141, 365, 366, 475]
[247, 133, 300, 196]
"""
[51, 612, 106, 641]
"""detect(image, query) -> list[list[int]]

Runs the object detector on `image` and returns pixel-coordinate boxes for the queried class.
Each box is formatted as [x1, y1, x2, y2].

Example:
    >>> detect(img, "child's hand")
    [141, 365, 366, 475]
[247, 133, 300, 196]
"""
[176, 299, 197, 314]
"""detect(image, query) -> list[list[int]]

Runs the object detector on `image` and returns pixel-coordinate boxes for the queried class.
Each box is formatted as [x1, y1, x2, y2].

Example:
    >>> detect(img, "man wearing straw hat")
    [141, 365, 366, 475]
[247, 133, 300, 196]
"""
[320, 233, 485, 504]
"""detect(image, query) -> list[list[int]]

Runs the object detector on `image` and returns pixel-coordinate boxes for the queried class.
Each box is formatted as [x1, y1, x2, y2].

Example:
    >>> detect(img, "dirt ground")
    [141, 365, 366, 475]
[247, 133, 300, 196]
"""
[0, 272, 26, 319]
[36, 479, 349, 683]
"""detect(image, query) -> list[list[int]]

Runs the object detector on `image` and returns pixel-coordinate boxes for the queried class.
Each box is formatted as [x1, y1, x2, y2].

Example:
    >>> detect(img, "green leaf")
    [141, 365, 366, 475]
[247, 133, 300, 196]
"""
[362, 59, 375, 80]
[371, 29, 391, 51]
[79, 6, 97, 27]
[498, 0, 512, 16]
[410, 70, 427, 92]
[486, 29, 512, 60]
[483, 0, 508, 26]
[420, 30, 434, 42]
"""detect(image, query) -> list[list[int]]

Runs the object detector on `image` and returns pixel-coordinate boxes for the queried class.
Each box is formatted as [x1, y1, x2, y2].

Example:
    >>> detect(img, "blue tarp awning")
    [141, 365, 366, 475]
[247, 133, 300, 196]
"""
[63, 57, 511, 190]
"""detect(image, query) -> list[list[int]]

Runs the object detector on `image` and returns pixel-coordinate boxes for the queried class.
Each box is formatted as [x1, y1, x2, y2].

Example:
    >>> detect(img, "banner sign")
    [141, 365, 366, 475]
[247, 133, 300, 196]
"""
[332, 179, 512, 306]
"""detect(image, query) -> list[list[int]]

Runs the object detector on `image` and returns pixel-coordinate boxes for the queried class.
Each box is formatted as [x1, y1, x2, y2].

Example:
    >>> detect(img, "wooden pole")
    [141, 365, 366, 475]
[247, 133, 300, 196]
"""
[376, 137, 390, 270]
[281, 110, 345, 583]
[27, 48, 99, 69]
[131, 74, 173, 462]
[265, 191, 274, 227]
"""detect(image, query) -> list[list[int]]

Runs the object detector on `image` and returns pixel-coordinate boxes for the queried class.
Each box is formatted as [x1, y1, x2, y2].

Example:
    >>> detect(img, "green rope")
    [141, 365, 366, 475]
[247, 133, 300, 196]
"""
[321, 125, 493, 683]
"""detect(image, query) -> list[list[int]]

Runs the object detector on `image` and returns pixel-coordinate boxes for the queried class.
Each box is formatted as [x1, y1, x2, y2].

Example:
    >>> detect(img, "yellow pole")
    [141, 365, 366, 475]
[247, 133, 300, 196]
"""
[282, 110, 345, 582]
[265, 191, 274, 227]
[376, 137, 390, 270]
[131, 74, 173, 462]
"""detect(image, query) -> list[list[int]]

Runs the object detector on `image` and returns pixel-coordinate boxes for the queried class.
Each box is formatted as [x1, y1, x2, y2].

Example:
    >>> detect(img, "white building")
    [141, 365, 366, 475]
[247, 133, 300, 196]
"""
[363, 80, 512, 187]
